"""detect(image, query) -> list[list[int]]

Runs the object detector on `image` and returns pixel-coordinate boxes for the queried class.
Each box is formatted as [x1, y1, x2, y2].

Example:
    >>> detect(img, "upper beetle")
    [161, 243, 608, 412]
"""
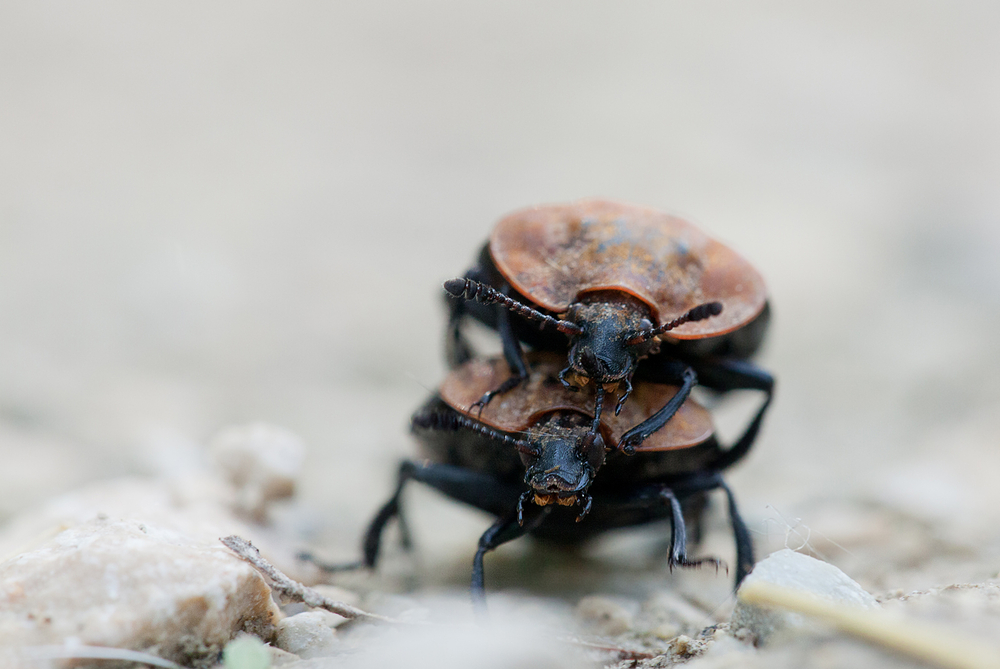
[317, 353, 757, 606]
[445, 199, 774, 453]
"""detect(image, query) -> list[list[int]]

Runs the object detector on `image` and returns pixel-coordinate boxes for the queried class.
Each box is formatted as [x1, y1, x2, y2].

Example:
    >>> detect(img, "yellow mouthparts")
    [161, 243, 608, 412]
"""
[533, 493, 578, 507]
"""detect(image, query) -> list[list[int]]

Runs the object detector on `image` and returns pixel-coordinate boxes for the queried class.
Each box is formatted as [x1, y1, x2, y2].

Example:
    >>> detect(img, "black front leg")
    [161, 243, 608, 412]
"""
[472, 505, 552, 612]
[309, 461, 523, 573]
[618, 367, 698, 453]
[638, 355, 775, 470]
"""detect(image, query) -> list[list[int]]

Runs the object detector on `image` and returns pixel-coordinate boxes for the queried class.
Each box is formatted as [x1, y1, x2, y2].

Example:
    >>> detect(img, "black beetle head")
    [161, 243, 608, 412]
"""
[520, 415, 606, 508]
[563, 301, 655, 384]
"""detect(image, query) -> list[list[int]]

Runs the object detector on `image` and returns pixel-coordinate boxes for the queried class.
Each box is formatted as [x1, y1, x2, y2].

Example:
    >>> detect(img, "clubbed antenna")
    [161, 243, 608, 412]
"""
[624, 302, 723, 346]
[412, 409, 539, 457]
[444, 279, 583, 336]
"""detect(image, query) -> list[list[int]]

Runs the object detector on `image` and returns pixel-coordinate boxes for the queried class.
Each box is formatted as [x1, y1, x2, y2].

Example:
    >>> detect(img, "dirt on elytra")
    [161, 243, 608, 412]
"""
[3, 3, 1000, 668]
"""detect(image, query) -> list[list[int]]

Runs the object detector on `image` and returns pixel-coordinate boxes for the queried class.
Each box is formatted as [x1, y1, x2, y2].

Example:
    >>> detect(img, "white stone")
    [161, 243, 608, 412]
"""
[0, 475, 317, 584]
[0, 518, 280, 667]
[209, 423, 306, 521]
[275, 611, 338, 658]
[731, 548, 879, 645]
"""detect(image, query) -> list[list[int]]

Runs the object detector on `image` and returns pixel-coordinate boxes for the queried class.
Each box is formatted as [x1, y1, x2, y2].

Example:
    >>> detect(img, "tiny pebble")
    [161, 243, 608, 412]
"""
[223, 635, 271, 669]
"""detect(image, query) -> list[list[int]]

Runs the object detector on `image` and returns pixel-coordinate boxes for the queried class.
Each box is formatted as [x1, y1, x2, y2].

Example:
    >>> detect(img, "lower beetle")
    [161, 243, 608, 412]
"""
[323, 353, 758, 606]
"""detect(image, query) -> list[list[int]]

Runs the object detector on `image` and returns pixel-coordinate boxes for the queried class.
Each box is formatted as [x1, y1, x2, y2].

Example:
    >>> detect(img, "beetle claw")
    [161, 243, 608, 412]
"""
[618, 437, 637, 456]
[614, 377, 633, 416]
[558, 367, 580, 392]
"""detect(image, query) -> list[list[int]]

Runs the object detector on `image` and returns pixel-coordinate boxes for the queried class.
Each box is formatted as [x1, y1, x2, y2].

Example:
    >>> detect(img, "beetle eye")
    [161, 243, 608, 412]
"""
[637, 318, 653, 331]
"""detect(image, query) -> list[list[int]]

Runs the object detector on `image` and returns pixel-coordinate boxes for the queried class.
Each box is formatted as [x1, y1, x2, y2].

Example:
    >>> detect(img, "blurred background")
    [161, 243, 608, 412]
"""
[2, 2, 1000, 599]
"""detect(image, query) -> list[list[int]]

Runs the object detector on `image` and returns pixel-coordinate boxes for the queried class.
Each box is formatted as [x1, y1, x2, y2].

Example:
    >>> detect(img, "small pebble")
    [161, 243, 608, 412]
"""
[731, 548, 878, 645]
[209, 423, 306, 521]
[275, 611, 338, 659]
[223, 634, 271, 669]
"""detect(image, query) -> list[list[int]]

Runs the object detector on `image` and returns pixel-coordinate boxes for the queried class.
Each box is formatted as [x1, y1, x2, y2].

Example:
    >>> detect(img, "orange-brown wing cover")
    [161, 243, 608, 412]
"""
[438, 354, 714, 452]
[489, 199, 767, 339]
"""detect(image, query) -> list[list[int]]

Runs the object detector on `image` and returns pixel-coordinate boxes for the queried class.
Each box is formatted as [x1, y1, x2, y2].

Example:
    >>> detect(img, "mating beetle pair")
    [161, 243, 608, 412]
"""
[326, 200, 773, 603]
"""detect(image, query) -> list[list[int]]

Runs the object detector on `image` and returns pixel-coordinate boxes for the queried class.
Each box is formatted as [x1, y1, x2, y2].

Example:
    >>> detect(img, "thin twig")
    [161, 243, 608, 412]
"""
[738, 581, 1000, 669]
[559, 636, 657, 660]
[220, 535, 400, 624]
[9, 644, 183, 668]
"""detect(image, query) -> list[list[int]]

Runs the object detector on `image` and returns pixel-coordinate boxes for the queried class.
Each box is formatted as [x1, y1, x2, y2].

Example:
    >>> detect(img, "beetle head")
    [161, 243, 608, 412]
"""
[563, 301, 655, 384]
[520, 414, 606, 508]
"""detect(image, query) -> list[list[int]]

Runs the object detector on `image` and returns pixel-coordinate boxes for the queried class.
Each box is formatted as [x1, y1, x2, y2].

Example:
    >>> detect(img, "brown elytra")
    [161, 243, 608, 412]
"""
[489, 199, 767, 339]
[439, 353, 714, 452]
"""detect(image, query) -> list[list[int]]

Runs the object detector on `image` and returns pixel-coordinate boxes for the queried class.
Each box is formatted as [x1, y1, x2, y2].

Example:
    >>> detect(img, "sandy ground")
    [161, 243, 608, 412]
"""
[3, 3, 1000, 666]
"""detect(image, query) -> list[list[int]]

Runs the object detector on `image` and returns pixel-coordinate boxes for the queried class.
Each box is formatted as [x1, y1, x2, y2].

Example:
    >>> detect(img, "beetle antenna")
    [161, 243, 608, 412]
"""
[625, 301, 723, 345]
[444, 278, 583, 336]
[412, 409, 539, 456]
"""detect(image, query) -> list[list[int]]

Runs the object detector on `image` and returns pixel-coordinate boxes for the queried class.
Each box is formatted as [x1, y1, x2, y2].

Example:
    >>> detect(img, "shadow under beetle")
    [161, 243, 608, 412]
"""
[330, 353, 758, 607]
[445, 199, 774, 454]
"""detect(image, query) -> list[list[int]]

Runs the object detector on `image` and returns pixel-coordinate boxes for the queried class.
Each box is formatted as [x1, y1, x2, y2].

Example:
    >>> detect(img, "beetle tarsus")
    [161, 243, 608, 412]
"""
[614, 376, 633, 416]
[575, 494, 592, 522]
[470, 374, 526, 414]
[558, 366, 580, 391]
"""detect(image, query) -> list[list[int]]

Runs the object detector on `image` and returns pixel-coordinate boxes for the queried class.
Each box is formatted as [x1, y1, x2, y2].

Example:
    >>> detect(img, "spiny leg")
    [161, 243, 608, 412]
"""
[659, 486, 721, 573]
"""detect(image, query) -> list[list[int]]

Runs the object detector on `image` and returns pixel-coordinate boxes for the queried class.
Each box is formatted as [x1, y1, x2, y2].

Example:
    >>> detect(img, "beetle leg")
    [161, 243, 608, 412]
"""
[470, 284, 530, 412]
[618, 367, 697, 453]
[472, 506, 552, 613]
[659, 486, 721, 573]
[591, 385, 605, 436]
[558, 366, 581, 391]
[614, 375, 633, 416]
[516, 490, 532, 526]
[575, 494, 593, 522]
[307, 461, 523, 573]
[691, 358, 774, 471]
[470, 374, 526, 414]
[717, 477, 755, 584]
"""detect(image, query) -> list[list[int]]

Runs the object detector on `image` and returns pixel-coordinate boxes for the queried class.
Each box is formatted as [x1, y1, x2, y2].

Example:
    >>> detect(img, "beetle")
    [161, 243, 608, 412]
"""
[327, 353, 757, 606]
[445, 199, 774, 454]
